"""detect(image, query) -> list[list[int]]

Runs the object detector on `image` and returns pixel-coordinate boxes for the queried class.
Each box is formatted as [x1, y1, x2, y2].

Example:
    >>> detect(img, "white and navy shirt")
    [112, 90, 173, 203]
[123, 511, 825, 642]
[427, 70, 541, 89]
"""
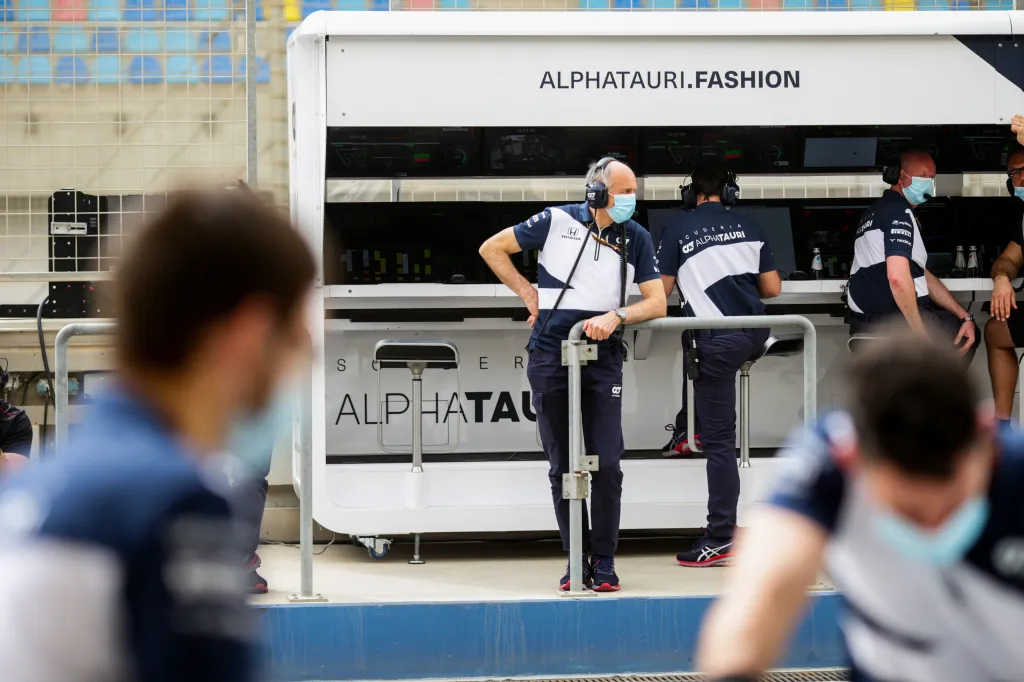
[847, 190, 929, 317]
[513, 202, 659, 352]
[656, 202, 775, 318]
[0, 387, 255, 682]
[769, 413, 1024, 682]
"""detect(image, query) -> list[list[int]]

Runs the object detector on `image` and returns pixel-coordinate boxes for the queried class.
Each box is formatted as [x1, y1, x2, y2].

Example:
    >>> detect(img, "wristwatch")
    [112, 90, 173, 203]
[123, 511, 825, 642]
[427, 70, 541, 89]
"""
[961, 314, 975, 325]
[615, 308, 628, 324]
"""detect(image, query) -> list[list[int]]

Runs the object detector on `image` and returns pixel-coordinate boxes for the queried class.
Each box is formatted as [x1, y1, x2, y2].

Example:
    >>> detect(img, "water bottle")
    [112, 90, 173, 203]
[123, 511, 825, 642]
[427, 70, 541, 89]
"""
[811, 248, 823, 280]
[954, 245, 966, 271]
[967, 246, 979, 278]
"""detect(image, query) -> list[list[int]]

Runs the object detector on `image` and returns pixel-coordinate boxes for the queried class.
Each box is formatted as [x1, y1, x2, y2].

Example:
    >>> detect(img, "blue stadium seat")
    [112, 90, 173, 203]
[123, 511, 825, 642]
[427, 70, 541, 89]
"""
[128, 55, 162, 83]
[576, 0, 610, 7]
[93, 27, 119, 52]
[16, 56, 50, 83]
[302, 0, 332, 15]
[54, 26, 90, 53]
[336, 0, 366, 7]
[238, 56, 270, 84]
[820, 0, 848, 8]
[982, 0, 1012, 7]
[124, 28, 161, 53]
[93, 54, 122, 83]
[18, 27, 50, 53]
[203, 55, 234, 83]
[15, 0, 50, 21]
[718, 0, 744, 8]
[123, 0, 159, 20]
[166, 55, 201, 83]
[649, 0, 676, 7]
[165, 30, 198, 53]
[369, 0, 388, 8]
[782, 0, 811, 8]
[0, 0, 13, 21]
[202, 30, 231, 51]
[192, 0, 229, 21]
[165, 0, 188, 20]
[849, 0, 881, 7]
[0, 27, 18, 52]
[55, 56, 89, 83]
[89, 0, 121, 21]
[678, 0, 713, 7]
[0, 57, 14, 84]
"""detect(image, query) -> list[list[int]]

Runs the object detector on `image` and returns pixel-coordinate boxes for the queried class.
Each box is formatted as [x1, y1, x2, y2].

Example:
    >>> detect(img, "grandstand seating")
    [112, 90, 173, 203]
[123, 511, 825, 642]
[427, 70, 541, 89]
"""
[0, 0, 1014, 86]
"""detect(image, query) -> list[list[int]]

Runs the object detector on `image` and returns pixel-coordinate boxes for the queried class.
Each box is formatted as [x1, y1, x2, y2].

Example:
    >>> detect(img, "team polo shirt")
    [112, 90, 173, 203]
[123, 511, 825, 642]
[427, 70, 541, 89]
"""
[847, 190, 929, 317]
[0, 387, 255, 682]
[769, 413, 1024, 682]
[656, 202, 775, 318]
[513, 202, 659, 353]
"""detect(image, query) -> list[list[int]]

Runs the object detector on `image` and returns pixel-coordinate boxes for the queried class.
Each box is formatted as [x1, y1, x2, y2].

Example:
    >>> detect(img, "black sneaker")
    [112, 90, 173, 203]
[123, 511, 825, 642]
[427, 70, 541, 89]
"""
[559, 555, 594, 591]
[676, 531, 733, 567]
[247, 552, 269, 594]
[591, 555, 620, 592]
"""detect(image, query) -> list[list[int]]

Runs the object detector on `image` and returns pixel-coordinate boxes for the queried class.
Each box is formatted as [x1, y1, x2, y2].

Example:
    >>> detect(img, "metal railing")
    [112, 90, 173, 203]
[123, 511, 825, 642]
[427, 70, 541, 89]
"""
[561, 314, 817, 594]
[54, 322, 117, 451]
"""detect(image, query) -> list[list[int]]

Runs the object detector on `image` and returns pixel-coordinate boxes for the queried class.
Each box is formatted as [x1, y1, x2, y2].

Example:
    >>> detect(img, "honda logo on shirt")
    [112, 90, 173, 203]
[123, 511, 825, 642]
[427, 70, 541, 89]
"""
[563, 225, 583, 241]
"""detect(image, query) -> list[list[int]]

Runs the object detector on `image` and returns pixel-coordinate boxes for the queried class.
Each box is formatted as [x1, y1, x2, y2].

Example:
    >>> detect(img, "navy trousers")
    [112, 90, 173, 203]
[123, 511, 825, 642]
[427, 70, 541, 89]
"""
[673, 328, 770, 541]
[528, 346, 624, 557]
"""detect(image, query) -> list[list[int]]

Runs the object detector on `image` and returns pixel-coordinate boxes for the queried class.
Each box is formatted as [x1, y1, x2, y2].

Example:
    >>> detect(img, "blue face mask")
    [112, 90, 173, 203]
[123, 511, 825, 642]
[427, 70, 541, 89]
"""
[902, 176, 934, 206]
[874, 496, 989, 567]
[1014, 186, 1024, 201]
[226, 384, 294, 480]
[607, 193, 636, 224]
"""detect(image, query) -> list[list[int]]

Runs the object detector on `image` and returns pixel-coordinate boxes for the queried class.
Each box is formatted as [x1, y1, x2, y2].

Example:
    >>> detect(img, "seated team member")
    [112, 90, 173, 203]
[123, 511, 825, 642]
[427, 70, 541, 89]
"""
[0, 382, 32, 475]
[479, 158, 666, 592]
[0, 188, 315, 681]
[696, 329, 1024, 682]
[984, 142, 1024, 431]
[846, 149, 977, 360]
[657, 158, 781, 567]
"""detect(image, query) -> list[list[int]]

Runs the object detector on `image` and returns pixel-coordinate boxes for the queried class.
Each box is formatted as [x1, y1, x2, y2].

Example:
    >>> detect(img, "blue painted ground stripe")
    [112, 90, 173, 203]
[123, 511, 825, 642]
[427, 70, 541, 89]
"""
[259, 593, 845, 681]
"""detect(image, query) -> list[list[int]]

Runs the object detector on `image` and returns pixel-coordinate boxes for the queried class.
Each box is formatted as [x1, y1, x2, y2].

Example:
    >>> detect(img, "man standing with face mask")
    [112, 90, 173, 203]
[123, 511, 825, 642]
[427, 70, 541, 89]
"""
[846, 149, 977, 360]
[983, 133, 1024, 431]
[0, 188, 315, 682]
[479, 158, 666, 592]
[696, 329, 1024, 682]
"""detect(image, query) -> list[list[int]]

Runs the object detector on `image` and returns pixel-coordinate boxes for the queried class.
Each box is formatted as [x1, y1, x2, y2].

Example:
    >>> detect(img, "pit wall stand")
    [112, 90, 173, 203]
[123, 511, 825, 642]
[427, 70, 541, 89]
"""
[562, 315, 817, 595]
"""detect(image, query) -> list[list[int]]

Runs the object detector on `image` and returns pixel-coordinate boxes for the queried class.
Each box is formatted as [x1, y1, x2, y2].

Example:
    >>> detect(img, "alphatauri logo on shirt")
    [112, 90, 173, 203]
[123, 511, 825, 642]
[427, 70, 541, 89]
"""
[682, 229, 746, 254]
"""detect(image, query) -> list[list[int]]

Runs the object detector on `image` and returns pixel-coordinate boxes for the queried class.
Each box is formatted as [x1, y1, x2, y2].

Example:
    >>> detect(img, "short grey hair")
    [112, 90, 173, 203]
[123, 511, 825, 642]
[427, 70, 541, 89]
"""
[585, 157, 619, 187]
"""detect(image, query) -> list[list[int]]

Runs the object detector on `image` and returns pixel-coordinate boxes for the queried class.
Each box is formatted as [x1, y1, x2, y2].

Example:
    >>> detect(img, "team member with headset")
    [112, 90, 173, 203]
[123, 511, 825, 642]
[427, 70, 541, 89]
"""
[846, 149, 977, 360]
[696, 329, 1024, 682]
[984, 116, 1024, 430]
[479, 158, 666, 592]
[657, 157, 781, 567]
[0, 363, 32, 475]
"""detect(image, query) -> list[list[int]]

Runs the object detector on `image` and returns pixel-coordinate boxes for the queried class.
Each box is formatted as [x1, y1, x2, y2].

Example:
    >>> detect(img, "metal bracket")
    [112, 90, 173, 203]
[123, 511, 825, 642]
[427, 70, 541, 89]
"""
[561, 472, 589, 500]
[287, 592, 328, 603]
[581, 455, 599, 472]
[561, 340, 598, 366]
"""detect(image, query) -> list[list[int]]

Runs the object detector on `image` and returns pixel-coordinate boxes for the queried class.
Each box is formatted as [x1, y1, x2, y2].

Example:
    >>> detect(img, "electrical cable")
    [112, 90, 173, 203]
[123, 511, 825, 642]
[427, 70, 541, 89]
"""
[36, 298, 55, 456]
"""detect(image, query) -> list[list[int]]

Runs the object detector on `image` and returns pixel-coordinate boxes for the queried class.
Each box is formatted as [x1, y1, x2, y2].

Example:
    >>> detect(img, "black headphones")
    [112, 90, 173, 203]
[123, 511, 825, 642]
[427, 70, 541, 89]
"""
[680, 169, 740, 210]
[0, 358, 8, 393]
[882, 159, 902, 186]
[585, 158, 614, 210]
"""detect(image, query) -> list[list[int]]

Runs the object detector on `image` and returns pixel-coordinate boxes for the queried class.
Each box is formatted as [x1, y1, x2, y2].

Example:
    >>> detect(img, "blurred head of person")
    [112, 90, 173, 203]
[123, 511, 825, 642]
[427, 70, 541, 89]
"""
[689, 156, 731, 205]
[837, 327, 995, 566]
[892, 149, 937, 207]
[115, 186, 316, 459]
[1008, 149, 1024, 200]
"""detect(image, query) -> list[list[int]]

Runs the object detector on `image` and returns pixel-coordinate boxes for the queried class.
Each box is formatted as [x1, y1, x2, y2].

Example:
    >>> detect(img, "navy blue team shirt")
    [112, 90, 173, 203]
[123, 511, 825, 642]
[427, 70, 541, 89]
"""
[657, 202, 775, 318]
[513, 202, 659, 352]
[846, 189, 930, 317]
[767, 413, 1024, 682]
[0, 387, 255, 682]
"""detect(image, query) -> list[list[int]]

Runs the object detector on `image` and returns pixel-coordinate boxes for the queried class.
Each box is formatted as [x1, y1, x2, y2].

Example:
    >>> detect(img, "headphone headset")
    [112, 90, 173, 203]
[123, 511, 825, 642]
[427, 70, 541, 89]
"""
[882, 158, 902, 187]
[585, 158, 614, 210]
[680, 168, 740, 210]
[0, 358, 8, 393]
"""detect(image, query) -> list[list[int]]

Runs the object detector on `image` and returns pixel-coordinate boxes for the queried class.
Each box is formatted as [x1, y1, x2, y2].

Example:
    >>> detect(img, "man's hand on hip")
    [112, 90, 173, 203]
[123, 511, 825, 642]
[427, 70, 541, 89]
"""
[583, 312, 621, 341]
[954, 319, 977, 356]
[523, 288, 539, 328]
[991, 275, 1017, 322]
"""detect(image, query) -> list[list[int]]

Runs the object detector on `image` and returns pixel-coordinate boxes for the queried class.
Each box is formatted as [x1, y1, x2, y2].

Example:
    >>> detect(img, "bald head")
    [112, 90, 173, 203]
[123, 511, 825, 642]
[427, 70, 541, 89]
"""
[899, 150, 936, 179]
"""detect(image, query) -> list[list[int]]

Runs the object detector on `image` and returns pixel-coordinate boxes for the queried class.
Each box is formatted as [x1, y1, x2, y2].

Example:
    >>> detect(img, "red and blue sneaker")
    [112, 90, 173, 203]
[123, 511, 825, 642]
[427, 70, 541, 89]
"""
[247, 552, 269, 594]
[662, 425, 701, 458]
[559, 555, 594, 591]
[591, 555, 620, 592]
[676, 531, 732, 567]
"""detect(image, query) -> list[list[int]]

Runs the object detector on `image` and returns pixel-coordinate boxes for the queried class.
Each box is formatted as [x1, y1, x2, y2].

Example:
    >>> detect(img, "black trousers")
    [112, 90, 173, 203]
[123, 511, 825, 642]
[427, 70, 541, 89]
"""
[672, 329, 770, 540]
[528, 346, 624, 557]
[849, 302, 978, 366]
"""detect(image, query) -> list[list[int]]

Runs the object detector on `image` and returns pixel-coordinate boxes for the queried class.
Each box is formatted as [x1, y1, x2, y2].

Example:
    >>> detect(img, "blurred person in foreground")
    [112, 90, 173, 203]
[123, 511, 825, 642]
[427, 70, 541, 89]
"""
[697, 327, 1024, 682]
[0, 187, 315, 682]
